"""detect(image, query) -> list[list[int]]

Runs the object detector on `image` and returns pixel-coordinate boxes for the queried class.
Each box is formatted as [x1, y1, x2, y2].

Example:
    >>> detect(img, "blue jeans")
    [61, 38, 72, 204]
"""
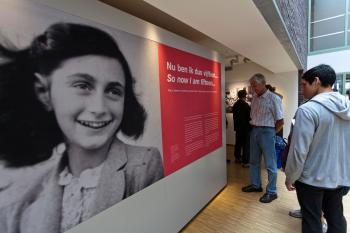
[249, 127, 277, 194]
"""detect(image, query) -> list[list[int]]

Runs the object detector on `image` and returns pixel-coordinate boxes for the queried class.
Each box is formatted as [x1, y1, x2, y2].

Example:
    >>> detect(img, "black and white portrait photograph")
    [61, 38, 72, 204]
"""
[0, 1, 164, 232]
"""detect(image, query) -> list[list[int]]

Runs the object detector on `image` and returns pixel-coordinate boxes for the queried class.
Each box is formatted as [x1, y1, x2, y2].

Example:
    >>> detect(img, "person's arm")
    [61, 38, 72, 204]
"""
[144, 148, 164, 184]
[275, 119, 284, 133]
[272, 95, 284, 133]
[285, 108, 315, 189]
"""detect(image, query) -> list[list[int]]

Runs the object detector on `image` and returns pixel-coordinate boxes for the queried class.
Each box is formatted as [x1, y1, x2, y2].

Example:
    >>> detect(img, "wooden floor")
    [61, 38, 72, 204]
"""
[181, 145, 350, 233]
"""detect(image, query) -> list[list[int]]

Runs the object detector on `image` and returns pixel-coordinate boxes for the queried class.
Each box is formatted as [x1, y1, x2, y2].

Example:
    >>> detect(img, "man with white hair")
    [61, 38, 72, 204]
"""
[242, 73, 284, 203]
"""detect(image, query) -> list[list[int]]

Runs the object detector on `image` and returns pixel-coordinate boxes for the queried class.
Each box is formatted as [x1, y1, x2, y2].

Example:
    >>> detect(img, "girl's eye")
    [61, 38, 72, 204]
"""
[73, 82, 92, 91]
[106, 87, 124, 99]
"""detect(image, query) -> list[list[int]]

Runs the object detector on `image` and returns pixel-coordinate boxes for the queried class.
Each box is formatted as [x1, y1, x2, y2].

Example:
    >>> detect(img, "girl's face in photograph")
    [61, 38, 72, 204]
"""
[46, 55, 125, 151]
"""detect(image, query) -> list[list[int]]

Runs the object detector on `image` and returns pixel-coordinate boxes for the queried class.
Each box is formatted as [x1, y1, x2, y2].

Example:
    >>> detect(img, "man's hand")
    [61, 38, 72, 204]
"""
[275, 119, 284, 133]
[285, 180, 295, 191]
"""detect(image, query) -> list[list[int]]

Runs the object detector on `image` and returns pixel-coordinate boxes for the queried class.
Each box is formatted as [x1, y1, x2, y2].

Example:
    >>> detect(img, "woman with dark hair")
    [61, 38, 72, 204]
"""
[0, 22, 163, 233]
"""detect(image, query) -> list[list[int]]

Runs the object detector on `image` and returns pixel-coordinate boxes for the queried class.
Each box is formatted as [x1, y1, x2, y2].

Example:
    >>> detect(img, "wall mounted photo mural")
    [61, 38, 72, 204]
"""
[0, 1, 222, 232]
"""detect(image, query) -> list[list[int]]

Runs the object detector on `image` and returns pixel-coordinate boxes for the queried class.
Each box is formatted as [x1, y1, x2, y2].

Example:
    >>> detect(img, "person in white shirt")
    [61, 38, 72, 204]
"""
[242, 73, 284, 203]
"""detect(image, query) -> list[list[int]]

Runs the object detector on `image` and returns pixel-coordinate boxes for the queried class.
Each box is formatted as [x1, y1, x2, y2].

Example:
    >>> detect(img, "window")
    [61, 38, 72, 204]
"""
[309, 0, 347, 52]
[348, 10, 350, 45]
[346, 74, 350, 91]
[333, 74, 344, 92]
[331, 73, 350, 94]
[311, 0, 345, 20]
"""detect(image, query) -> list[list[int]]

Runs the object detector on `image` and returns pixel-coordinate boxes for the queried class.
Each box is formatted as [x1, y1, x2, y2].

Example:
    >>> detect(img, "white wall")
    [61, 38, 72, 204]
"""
[19, 0, 227, 233]
[226, 62, 298, 145]
[308, 50, 350, 73]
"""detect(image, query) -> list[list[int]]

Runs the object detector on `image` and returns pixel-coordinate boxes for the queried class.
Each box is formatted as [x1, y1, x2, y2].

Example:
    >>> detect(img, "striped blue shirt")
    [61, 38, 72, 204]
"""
[250, 90, 283, 127]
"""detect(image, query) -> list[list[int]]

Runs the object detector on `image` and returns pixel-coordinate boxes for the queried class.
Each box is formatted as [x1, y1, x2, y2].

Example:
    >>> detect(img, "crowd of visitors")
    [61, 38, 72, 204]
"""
[228, 65, 349, 233]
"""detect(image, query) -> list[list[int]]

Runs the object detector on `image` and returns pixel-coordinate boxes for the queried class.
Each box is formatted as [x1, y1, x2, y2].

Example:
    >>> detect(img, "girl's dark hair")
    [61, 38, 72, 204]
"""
[0, 23, 146, 167]
[302, 64, 336, 87]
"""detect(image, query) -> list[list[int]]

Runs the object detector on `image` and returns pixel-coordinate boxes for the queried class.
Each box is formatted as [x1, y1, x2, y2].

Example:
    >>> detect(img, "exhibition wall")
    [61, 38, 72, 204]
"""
[0, 0, 227, 232]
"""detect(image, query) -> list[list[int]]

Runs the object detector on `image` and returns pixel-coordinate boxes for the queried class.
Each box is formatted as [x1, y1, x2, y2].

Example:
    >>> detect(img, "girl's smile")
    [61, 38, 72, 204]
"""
[76, 119, 114, 129]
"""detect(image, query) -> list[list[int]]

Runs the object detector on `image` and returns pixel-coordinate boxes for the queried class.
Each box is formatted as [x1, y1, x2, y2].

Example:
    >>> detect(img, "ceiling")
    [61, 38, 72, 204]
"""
[100, 0, 239, 58]
[100, 0, 297, 73]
